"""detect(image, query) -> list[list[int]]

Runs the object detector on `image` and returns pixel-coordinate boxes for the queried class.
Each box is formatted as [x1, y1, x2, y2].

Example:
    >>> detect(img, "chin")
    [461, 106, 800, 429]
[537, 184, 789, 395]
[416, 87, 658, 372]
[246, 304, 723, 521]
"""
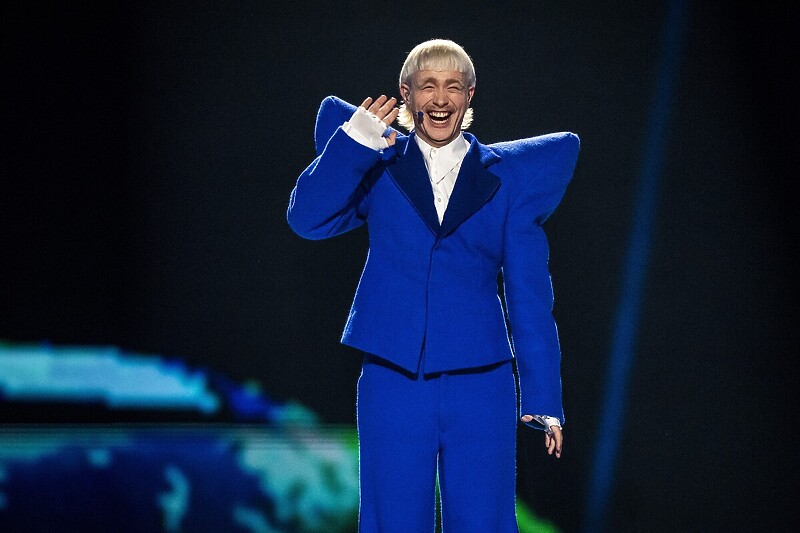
[422, 127, 457, 144]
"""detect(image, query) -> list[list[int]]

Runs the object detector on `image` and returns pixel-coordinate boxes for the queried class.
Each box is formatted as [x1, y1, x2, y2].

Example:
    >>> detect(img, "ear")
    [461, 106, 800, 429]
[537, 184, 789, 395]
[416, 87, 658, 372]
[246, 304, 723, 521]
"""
[400, 83, 411, 103]
[467, 86, 475, 103]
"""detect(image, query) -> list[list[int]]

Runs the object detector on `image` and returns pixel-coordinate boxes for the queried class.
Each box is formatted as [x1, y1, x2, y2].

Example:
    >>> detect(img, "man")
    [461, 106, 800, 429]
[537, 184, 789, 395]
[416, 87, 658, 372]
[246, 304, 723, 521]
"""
[288, 39, 579, 532]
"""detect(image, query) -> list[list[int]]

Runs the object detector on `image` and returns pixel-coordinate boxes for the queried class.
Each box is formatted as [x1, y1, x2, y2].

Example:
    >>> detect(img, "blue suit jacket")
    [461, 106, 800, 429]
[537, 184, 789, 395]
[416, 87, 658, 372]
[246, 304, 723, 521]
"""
[288, 96, 579, 424]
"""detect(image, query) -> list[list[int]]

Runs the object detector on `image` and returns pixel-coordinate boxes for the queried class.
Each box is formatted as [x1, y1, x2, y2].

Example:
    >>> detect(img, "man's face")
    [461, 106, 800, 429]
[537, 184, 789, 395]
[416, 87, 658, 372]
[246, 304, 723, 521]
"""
[401, 69, 474, 148]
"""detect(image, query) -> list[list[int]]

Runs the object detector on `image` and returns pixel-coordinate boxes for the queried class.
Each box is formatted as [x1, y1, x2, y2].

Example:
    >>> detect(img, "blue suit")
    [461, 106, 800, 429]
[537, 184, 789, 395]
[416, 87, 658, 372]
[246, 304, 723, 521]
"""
[288, 96, 579, 531]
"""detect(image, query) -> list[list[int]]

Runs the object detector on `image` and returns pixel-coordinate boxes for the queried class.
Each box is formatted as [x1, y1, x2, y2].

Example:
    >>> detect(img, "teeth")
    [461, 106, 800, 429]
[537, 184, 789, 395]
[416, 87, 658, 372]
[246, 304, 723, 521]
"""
[429, 111, 450, 119]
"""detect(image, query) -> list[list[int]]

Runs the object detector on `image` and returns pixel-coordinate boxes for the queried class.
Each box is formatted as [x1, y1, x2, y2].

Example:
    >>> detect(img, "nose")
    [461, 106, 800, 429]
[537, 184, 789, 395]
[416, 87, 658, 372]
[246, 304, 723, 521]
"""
[433, 87, 448, 107]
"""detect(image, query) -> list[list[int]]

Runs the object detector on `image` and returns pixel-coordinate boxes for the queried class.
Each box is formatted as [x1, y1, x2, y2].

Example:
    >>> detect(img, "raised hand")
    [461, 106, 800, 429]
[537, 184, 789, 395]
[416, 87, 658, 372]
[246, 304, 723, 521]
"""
[360, 95, 399, 146]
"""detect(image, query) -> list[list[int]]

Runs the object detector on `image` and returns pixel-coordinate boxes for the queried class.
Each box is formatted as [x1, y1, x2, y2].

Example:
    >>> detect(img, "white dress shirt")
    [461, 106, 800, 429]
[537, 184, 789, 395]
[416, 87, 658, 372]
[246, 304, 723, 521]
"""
[342, 108, 562, 433]
[413, 134, 469, 223]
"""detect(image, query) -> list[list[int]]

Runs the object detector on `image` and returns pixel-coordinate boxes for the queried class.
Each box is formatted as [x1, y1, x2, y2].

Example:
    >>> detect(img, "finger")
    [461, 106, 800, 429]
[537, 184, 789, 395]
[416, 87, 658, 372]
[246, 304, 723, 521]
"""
[520, 415, 533, 423]
[547, 434, 556, 455]
[377, 97, 397, 118]
[544, 432, 551, 449]
[552, 427, 563, 458]
[385, 130, 397, 146]
[368, 95, 388, 115]
[383, 105, 400, 125]
[360, 97, 373, 109]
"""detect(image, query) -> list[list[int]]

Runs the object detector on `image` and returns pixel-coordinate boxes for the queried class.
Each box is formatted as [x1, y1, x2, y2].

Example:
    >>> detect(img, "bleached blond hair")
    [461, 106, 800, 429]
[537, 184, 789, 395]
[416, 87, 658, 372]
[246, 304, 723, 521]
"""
[397, 39, 475, 132]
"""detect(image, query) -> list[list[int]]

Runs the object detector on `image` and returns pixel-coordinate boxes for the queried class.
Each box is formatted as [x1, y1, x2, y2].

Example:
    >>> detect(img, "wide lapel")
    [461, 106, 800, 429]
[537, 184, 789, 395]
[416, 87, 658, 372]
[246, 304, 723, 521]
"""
[385, 134, 441, 235]
[438, 136, 502, 238]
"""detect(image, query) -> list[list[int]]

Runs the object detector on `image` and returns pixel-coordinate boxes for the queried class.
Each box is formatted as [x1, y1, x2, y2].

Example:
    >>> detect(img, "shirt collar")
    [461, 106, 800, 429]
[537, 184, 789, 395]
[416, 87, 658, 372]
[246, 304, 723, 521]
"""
[414, 133, 470, 183]
[414, 132, 469, 161]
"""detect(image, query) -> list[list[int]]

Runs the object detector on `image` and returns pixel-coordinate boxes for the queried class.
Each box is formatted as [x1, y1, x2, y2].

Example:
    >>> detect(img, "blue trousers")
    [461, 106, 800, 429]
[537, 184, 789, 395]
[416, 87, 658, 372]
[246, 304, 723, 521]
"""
[357, 354, 519, 532]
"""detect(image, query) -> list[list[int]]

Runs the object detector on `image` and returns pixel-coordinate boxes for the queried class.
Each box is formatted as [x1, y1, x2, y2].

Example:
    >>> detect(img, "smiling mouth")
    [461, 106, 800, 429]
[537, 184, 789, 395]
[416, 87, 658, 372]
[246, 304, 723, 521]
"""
[427, 111, 452, 123]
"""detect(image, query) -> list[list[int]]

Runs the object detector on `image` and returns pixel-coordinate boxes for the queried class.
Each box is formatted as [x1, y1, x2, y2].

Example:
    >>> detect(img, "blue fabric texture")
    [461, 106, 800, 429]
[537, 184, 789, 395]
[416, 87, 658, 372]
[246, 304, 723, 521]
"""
[288, 96, 579, 423]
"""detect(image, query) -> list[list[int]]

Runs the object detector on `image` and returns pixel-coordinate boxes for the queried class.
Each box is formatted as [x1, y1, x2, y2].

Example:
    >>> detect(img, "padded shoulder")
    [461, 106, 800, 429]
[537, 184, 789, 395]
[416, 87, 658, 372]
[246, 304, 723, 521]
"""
[314, 96, 358, 156]
[489, 132, 580, 172]
[490, 132, 581, 222]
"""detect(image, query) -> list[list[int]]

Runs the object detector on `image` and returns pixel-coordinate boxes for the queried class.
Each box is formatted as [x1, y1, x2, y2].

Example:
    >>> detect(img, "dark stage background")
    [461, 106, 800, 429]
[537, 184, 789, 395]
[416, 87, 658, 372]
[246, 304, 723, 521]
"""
[3, 1, 797, 531]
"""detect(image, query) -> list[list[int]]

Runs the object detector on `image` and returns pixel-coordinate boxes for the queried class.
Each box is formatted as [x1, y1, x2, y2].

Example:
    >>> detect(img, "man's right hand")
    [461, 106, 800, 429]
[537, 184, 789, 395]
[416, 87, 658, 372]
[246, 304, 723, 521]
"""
[360, 95, 399, 146]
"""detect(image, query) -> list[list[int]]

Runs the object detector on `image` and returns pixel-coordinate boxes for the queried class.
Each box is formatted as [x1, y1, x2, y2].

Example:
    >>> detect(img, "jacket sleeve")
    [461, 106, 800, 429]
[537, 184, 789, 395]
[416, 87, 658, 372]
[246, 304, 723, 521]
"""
[287, 97, 381, 240]
[501, 132, 580, 428]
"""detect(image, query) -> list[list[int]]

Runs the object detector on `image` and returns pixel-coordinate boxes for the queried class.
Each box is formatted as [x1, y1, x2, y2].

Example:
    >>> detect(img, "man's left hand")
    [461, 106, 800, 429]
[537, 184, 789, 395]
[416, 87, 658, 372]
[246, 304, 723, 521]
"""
[521, 415, 562, 459]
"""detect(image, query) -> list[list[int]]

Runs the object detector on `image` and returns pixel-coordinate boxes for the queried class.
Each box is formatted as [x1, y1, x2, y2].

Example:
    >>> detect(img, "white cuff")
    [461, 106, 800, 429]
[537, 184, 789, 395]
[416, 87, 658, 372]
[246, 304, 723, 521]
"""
[532, 415, 562, 434]
[342, 106, 390, 151]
